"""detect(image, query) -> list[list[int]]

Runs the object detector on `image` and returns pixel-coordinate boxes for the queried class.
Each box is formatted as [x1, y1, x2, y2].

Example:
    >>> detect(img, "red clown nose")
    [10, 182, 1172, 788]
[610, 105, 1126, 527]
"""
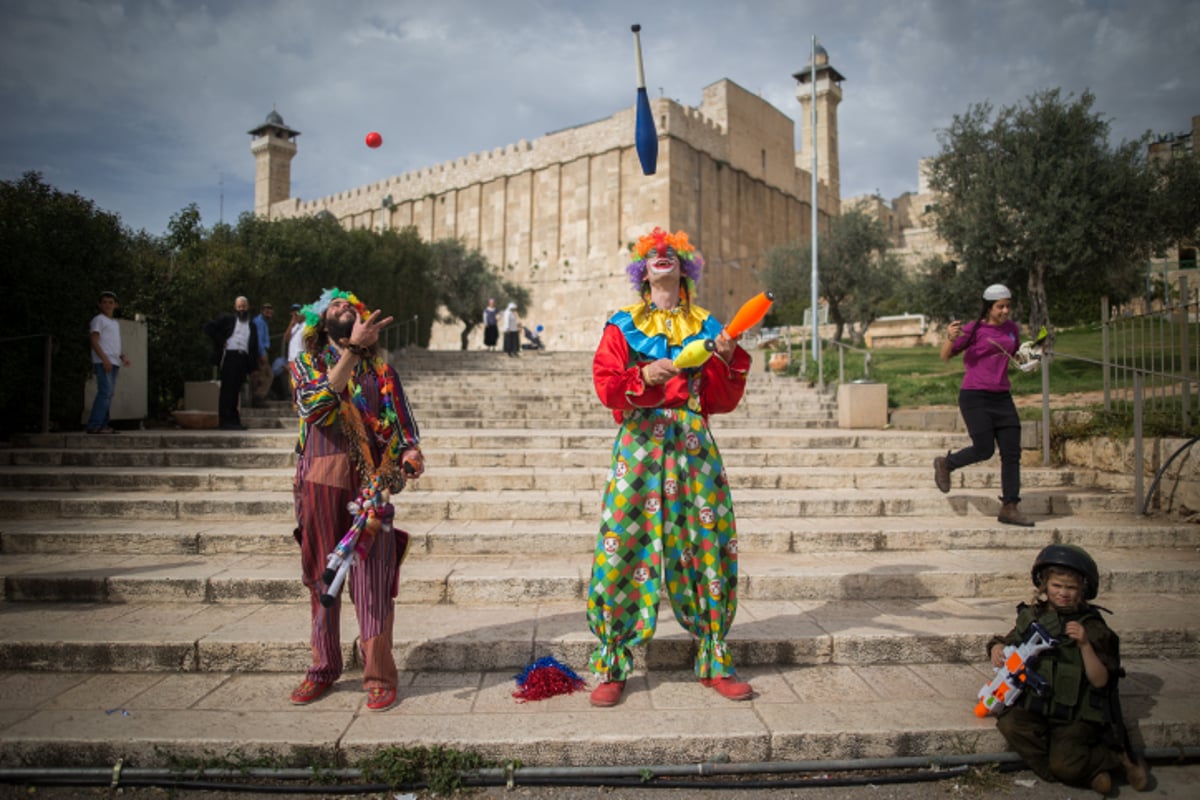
[365, 131, 382, 148]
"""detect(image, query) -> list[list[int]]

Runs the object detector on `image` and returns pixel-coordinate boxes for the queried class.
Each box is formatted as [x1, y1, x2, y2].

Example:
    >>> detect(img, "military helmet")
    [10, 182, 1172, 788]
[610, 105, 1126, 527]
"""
[1032, 544, 1099, 600]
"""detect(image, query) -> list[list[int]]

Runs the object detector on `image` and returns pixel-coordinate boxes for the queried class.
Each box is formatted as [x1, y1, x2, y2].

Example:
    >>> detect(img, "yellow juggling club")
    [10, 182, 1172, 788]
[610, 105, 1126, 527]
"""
[673, 338, 716, 369]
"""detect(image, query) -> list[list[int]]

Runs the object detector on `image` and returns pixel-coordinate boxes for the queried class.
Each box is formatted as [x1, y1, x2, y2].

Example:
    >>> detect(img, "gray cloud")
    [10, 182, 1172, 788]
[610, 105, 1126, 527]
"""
[2, 0, 1196, 235]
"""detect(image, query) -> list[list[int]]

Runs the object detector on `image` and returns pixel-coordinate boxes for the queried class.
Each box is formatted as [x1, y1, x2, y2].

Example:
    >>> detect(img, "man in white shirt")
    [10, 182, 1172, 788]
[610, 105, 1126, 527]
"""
[203, 296, 260, 430]
[86, 291, 130, 434]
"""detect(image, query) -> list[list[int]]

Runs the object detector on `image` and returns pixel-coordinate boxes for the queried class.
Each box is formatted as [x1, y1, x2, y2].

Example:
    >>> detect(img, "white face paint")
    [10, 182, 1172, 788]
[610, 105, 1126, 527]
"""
[647, 249, 680, 279]
[699, 506, 715, 526]
[633, 566, 651, 584]
[645, 496, 661, 513]
[603, 536, 619, 555]
[708, 579, 722, 599]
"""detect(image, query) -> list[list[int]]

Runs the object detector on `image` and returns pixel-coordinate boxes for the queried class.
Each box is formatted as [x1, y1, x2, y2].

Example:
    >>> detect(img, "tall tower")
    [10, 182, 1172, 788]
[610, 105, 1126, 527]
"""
[794, 44, 844, 197]
[248, 109, 300, 218]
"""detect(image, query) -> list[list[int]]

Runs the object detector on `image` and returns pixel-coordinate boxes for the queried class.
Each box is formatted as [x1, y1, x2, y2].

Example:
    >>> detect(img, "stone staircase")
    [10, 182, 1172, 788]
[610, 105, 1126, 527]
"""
[0, 349, 1198, 770]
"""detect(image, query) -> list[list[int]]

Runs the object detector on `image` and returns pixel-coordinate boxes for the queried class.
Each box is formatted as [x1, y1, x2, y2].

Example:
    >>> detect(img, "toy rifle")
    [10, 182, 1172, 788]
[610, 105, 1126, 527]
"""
[974, 620, 1058, 717]
[988, 325, 1049, 373]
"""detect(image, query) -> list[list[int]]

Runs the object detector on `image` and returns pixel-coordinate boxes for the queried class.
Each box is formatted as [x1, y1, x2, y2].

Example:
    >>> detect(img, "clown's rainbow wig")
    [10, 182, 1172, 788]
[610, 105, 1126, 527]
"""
[625, 227, 704, 293]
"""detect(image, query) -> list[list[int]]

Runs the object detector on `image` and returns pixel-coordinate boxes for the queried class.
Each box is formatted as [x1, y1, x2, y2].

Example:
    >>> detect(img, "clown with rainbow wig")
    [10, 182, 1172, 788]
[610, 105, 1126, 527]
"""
[287, 287, 423, 712]
[587, 227, 754, 707]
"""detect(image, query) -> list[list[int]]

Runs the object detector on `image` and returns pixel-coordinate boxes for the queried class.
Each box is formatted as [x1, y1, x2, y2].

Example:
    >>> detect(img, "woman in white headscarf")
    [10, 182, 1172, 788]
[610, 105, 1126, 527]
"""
[502, 302, 520, 357]
[934, 283, 1033, 527]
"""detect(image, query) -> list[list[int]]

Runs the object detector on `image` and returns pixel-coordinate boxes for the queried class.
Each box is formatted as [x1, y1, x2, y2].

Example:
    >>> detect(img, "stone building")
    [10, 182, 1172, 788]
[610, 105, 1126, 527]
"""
[843, 158, 951, 276]
[1148, 115, 1199, 290]
[249, 52, 845, 350]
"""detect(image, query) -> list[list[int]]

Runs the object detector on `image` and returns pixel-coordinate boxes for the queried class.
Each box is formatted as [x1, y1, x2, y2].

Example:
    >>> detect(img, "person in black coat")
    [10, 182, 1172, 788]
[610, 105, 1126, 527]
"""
[203, 296, 260, 430]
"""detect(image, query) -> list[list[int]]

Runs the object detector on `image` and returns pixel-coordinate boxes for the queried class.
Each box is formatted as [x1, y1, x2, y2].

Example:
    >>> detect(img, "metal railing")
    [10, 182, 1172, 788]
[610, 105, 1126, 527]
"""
[823, 338, 873, 384]
[1102, 278, 1199, 430]
[0, 334, 53, 434]
[381, 314, 420, 352]
[1037, 283, 1200, 514]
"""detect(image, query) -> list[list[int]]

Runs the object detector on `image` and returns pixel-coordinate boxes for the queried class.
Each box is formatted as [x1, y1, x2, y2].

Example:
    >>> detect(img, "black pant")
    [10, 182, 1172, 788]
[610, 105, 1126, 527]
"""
[218, 350, 253, 427]
[503, 330, 520, 356]
[947, 389, 1022, 503]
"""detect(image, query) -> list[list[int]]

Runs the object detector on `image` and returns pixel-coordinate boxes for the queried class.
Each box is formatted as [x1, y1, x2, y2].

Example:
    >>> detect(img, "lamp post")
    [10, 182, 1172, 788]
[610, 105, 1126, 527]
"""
[810, 35, 821, 389]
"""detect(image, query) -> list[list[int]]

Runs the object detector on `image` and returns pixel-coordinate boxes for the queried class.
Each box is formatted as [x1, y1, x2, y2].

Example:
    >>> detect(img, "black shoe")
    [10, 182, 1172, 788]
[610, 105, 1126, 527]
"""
[219, 423, 247, 431]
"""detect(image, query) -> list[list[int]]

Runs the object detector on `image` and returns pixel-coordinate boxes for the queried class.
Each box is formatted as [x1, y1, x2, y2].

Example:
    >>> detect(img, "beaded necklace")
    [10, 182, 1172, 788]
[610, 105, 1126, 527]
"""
[327, 345, 401, 454]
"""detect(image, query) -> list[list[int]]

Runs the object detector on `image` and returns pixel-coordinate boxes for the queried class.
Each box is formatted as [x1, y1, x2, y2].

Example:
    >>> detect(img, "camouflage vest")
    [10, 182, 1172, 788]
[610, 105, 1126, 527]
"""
[1014, 602, 1114, 724]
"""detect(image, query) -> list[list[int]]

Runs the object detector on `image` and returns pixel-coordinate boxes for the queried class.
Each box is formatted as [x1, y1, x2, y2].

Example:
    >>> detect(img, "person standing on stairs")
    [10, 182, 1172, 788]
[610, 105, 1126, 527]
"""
[287, 288, 424, 713]
[86, 290, 130, 434]
[933, 283, 1034, 527]
[203, 296, 260, 431]
[587, 227, 754, 708]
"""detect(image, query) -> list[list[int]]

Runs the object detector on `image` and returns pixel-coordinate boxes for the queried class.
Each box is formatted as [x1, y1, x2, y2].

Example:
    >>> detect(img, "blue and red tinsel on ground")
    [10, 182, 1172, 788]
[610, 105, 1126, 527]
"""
[512, 656, 587, 702]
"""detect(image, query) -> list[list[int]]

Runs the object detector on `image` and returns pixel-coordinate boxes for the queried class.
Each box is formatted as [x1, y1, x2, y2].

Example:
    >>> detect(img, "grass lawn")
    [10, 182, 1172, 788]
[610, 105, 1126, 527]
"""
[796, 324, 1200, 421]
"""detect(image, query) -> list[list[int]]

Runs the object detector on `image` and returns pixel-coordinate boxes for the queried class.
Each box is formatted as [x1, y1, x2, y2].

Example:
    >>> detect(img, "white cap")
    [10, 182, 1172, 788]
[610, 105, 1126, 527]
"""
[983, 284, 1012, 301]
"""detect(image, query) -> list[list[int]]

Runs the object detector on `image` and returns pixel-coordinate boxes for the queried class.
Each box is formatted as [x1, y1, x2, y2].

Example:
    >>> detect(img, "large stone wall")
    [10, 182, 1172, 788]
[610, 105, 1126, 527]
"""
[266, 79, 838, 350]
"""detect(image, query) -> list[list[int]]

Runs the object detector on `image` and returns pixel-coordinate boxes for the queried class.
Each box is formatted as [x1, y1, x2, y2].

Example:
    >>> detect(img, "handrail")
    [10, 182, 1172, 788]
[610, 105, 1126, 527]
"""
[823, 338, 872, 384]
[382, 315, 420, 352]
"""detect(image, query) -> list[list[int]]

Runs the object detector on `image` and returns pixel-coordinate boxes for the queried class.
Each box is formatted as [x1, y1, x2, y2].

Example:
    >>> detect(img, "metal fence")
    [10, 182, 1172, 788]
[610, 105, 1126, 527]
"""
[1102, 277, 1200, 431]
[1039, 279, 1200, 513]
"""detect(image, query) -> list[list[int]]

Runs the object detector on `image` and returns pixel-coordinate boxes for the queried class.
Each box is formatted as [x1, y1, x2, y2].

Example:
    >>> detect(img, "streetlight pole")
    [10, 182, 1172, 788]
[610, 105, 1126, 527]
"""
[810, 35, 822, 389]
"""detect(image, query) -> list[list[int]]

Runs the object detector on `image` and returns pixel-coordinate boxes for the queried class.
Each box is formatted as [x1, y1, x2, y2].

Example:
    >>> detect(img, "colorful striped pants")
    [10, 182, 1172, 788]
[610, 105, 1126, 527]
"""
[295, 478, 404, 691]
[587, 407, 740, 682]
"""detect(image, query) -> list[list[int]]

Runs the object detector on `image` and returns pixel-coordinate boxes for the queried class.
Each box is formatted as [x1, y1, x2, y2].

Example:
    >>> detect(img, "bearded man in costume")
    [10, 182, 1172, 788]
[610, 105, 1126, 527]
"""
[287, 288, 423, 712]
[587, 227, 754, 707]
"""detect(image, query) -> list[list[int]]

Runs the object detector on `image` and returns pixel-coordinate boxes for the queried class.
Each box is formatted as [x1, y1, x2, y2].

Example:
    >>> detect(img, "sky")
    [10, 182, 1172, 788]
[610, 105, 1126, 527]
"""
[2, 0, 1198, 237]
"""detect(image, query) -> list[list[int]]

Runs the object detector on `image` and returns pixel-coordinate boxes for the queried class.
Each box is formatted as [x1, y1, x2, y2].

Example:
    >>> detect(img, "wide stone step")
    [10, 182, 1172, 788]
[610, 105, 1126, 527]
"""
[2, 655, 1195, 768]
[0, 487, 1136, 522]
[240, 415, 842, 430]
[0, 463, 1119, 493]
[14, 428, 983, 453]
[5, 515, 1199, 557]
[4, 548, 1197, 606]
[0, 595, 1194, 677]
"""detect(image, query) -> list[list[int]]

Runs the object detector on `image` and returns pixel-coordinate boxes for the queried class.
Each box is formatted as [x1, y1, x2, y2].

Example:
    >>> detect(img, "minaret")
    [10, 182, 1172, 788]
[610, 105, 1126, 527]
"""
[794, 44, 844, 198]
[248, 109, 300, 218]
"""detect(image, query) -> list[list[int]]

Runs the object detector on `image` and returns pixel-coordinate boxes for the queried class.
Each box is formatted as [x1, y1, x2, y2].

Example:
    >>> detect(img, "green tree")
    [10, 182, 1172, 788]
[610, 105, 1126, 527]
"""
[761, 209, 905, 343]
[1152, 148, 1200, 258]
[431, 239, 530, 350]
[0, 172, 132, 437]
[926, 89, 1166, 340]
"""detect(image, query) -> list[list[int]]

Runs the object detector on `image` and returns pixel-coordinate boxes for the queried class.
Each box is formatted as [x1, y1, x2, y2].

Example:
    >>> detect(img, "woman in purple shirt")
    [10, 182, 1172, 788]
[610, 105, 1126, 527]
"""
[933, 284, 1034, 527]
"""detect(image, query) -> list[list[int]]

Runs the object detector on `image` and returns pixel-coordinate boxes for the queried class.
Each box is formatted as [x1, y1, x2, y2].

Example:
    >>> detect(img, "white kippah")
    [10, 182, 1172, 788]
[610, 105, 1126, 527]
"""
[983, 284, 1012, 301]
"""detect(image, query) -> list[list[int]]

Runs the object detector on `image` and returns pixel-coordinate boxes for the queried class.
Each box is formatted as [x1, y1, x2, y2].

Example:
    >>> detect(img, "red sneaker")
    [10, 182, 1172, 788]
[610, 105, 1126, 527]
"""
[366, 686, 396, 712]
[700, 676, 754, 701]
[289, 679, 333, 705]
[589, 680, 625, 707]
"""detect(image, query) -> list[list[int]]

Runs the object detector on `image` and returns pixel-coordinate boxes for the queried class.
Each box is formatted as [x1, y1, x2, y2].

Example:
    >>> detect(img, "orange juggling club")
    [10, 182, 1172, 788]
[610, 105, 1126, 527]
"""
[724, 291, 775, 338]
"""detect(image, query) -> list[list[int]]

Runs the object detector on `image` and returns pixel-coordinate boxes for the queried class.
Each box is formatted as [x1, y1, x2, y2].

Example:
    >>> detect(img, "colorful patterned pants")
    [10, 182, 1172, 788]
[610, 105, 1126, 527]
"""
[587, 407, 739, 682]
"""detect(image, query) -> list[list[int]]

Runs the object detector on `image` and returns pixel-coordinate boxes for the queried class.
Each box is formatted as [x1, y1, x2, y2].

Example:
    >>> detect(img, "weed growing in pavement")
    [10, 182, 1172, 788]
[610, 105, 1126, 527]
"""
[357, 744, 495, 795]
[954, 762, 1011, 794]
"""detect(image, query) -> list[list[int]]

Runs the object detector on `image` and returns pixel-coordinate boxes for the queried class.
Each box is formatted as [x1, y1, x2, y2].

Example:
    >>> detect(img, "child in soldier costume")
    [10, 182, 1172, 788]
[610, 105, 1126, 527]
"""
[987, 545, 1149, 795]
